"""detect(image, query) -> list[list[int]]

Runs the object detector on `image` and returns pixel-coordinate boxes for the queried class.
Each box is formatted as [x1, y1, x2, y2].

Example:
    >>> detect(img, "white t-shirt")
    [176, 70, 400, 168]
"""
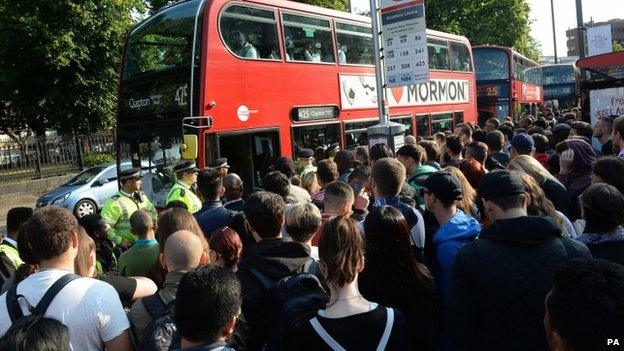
[0, 269, 130, 351]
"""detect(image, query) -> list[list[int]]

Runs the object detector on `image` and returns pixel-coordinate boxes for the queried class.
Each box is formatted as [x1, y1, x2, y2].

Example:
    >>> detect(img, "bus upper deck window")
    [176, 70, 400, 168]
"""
[282, 13, 334, 63]
[335, 22, 374, 65]
[450, 42, 472, 72]
[219, 5, 281, 60]
[427, 38, 450, 70]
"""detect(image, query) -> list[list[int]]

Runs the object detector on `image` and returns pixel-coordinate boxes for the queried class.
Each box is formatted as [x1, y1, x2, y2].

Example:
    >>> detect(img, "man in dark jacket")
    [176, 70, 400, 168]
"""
[445, 170, 591, 351]
[195, 169, 235, 238]
[236, 191, 311, 350]
[223, 173, 245, 212]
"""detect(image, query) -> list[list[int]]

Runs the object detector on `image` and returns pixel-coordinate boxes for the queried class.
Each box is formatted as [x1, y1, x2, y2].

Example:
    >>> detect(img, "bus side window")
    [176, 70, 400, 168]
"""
[282, 13, 334, 63]
[219, 5, 281, 60]
[416, 114, 431, 138]
[335, 22, 374, 65]
[291, 123, 341, 157]
[450, 42, 472, 72]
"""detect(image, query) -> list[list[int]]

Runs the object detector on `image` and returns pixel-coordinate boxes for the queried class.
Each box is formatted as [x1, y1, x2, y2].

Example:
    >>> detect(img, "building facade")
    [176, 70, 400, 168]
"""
[566, 18, 624, 56]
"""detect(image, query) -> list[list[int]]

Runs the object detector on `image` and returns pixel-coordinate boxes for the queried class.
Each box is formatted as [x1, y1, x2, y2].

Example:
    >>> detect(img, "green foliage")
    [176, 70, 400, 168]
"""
[0, 0, 144, 135]
[614, 41, 624, 52]
[426, 0, 541, 61]
[291, 0, 348, 11]
[146, 0, 174, 14]
[83, 152, 116, 167]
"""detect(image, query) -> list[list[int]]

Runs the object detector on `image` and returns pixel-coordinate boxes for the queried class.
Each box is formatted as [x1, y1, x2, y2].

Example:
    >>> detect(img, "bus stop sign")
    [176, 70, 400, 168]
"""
[380, 0, 430, 87]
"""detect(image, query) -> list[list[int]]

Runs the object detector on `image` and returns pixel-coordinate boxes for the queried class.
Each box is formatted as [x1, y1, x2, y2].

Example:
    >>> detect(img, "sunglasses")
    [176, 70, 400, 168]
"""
[419, 188, 432, 197]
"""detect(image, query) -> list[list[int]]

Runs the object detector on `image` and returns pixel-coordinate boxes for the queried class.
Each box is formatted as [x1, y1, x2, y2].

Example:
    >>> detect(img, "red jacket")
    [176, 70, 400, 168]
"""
[533, 152, 550, 168]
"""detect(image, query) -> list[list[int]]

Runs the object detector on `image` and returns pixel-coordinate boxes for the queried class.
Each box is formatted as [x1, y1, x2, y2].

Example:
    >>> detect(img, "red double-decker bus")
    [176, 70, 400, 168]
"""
[117, 0, 477, 199]
[473, 45, 543, 125]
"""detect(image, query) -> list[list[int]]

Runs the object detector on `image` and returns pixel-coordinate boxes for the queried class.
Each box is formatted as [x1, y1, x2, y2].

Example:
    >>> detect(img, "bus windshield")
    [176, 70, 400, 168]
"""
[122, 0, 198, 80]
[542, 65, 575, 85]
[474, 49, 509, 81]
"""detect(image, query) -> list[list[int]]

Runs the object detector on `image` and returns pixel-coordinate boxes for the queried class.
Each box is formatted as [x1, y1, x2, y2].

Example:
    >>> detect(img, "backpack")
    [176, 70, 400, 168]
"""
[138, 294, 180, 351]
[250, 261, 329, 350]
[6, 273, 80, 324]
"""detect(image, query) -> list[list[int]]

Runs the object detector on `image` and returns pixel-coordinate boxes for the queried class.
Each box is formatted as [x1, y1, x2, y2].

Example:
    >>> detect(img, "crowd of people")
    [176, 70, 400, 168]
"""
[1, 110, 624, 351]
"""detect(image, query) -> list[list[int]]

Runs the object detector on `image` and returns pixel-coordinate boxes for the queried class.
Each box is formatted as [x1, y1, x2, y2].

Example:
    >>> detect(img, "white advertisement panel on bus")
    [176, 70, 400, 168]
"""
[340, 74, 469, 109]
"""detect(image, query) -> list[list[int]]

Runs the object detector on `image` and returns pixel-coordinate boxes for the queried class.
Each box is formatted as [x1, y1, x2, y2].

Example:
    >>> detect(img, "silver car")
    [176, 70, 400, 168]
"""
[37, 162, 172, 217]
[36, 163, 128, 217]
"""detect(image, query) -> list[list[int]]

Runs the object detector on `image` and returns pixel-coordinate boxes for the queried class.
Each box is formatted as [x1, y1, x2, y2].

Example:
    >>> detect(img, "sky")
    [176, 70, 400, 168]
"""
[350, 0, 617, 57]
[527, 0, 616, 57]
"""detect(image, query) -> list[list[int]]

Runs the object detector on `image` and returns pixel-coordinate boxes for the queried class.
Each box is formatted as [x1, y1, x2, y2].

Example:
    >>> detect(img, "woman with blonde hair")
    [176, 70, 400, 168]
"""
[509, 155, 577, 220]
[515, 172, 576, 238]
[446, 166, 480, 219]
[300, 171, 320, 197]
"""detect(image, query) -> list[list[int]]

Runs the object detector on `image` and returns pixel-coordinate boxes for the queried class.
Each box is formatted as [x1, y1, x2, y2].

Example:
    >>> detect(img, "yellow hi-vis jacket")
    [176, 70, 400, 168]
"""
[0, 242, 23, 270]
[166, 180, 202, 213]
[101, 191, 157, 246]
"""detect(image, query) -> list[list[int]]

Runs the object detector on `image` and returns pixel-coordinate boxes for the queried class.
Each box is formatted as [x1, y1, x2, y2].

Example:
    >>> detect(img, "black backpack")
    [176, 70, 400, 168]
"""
[137, 294, 180, 351]
[250, 263, 329, 351]
[6, 273, 80, 324]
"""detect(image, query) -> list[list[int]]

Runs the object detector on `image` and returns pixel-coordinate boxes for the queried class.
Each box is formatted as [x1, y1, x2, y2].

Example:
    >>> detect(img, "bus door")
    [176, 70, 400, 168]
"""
[216, 129, 280, 193]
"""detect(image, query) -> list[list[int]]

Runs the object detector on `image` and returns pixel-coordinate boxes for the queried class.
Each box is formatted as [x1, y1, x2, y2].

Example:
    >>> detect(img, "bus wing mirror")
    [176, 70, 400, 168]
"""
[181, 135, 198, 159]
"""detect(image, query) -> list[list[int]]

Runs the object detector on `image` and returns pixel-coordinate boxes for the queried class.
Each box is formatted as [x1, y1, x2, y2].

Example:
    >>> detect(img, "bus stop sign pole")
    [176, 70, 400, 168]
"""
[367, 0, 429, 153]
[369, 0, 388, 124]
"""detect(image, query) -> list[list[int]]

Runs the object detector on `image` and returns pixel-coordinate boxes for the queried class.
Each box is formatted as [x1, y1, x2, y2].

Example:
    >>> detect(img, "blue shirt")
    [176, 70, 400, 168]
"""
[134, 238, 157, 248]
[195, 201, 235, 238]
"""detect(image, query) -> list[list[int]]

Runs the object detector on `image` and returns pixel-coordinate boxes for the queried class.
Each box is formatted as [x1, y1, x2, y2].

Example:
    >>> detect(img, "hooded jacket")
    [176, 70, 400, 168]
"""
[555, 139, 595, 207]
[445, 216, 591, 351]
[407, 164, 438, 205]
[432, 209, 481, 302]
[237, 238, 311, 350]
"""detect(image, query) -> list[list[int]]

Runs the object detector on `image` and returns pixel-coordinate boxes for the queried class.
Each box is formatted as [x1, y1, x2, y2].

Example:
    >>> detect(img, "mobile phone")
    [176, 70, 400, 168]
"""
[350, 180, 363, 194]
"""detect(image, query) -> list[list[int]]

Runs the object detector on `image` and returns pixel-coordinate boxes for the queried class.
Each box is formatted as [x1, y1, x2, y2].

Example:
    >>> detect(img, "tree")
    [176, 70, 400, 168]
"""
[145, 0, 172, 14]
[291, 0, 348, 11]
[0, 0, 144, 136]
[426, 0, 541, 61]
[148, 0, 348, 14]
[614, 41, 624, 52]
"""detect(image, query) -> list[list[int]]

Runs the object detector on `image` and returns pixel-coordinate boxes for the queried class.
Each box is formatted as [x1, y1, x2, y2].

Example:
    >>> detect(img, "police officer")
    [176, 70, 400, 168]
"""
[298, 148, 317, 176]
[166, 161, 202, 213]
[208, 158, 230, 178]
[101, 168, 157, 249]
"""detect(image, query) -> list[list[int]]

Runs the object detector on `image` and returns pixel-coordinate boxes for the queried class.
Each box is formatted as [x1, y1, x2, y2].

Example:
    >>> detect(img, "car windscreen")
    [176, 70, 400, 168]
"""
[65, 166, 107, 186]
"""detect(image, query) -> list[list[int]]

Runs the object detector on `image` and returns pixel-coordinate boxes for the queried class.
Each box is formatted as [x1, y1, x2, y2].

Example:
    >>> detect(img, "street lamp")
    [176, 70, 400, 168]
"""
[550, 0, 558, 63]
[575, 0, 585, 58]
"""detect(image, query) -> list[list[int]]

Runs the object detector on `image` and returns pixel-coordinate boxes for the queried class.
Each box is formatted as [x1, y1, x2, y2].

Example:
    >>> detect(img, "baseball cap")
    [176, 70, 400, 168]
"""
[423, 171, 462, 202]
[478, 170, 526, 200]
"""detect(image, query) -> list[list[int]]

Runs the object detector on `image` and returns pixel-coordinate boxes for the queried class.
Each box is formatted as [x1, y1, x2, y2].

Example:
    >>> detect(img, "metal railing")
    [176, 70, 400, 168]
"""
[0, 132, 116, 184]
